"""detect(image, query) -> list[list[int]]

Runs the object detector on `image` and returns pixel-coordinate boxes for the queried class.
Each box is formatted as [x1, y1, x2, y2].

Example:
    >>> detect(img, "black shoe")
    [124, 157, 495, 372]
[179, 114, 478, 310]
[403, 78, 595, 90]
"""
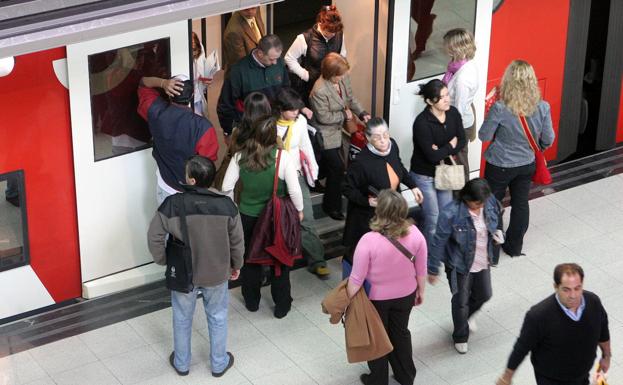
[360, 373, 371, 384]
[502, 245, 525, 257]
[274, 305, 291, 319]
[326, 210, 345, 221]
[244, 301, 259, 312]
[169, 352, 189, 376]
[5, 196, 19, 207]
[310, 184, 325, 193]
[212, 352, 234, 377]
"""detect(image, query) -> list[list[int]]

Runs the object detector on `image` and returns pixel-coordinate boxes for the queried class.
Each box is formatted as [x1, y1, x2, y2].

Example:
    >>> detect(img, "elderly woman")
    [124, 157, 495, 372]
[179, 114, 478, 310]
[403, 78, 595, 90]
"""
[310, 52, 371, 220]
[410, 79, 466, 258]
[222, 116, 303, 318]
[479, 60, 555, 257]
[347, 190, 427, 385]
[342, 117, 423, 278]
[285, 5, 346, 104]
[428, 178, 502, 354]
[443, 28, 478, 179]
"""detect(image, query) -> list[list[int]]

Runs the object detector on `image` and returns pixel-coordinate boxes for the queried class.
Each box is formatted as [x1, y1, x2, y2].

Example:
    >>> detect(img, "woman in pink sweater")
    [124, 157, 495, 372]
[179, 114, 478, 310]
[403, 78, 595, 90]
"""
[347, 190, 428, 385]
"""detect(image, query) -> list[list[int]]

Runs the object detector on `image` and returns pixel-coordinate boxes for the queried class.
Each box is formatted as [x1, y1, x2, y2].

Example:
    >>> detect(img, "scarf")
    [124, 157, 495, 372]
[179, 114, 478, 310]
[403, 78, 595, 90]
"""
[442, 59, 468, 85]
[367, 141, 391, 157]
[276, 118, 295, 150]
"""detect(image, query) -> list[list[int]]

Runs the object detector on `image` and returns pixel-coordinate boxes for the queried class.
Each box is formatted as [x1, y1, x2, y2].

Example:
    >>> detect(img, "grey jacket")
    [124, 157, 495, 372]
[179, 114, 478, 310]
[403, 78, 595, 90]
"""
[479, 100, 555, 168]
[148, 187, 244, 288]
[309, 75, 367, 150]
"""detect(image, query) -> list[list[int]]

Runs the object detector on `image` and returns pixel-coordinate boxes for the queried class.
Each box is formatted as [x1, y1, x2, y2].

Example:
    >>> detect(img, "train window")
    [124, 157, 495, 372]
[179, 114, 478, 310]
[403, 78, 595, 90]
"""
[407, 0, 477, 82]
[0, 170, 29, 272]
[88, 38, 171, 161]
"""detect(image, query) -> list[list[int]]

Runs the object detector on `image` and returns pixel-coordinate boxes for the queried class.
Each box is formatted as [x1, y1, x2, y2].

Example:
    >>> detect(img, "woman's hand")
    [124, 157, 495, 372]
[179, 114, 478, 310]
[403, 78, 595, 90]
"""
[449, 136, 458, 149]
[411, 187, 424, 204]
[301, 107, 313, 120]
[362, 114, 371, 123]
[298, 211, 304, 221]
[345, 108, 353, 121]
[162, 78, 183, 97]
[368, 197, 378, 207]
[414, 288, 424, 306]
[431, 144, 439, 150]
[427, 274, 438, 285]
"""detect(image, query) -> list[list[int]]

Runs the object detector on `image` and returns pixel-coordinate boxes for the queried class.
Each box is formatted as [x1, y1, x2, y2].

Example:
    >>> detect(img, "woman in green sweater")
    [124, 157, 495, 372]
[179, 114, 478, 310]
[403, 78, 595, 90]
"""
[222, 116, 304, 318]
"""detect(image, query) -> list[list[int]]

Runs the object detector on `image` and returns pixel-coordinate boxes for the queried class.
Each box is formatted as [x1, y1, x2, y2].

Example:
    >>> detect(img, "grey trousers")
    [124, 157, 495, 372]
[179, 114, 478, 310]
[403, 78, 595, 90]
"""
[299, 175, 326, 271]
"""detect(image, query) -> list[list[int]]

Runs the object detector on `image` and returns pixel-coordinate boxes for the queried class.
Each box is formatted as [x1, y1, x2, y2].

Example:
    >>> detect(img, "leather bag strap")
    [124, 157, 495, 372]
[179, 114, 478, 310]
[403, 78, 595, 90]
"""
[383, 235, 416, 262]
[272, 149, 282, 198]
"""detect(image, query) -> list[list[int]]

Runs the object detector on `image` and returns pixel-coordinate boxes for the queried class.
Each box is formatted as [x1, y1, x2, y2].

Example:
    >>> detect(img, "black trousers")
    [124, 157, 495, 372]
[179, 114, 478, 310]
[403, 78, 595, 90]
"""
[368, 292, 417, 385]
[447, 268, 492, 343]
[320, 148, 345, 213]
[240, 214, 292, 311]
[484, 162, 535, 255]
[535, 372, 589, 385]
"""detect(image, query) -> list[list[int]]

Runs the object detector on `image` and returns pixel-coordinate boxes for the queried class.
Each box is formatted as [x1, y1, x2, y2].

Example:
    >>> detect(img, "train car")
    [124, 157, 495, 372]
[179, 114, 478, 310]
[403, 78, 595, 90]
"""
[0, 0, 621, 322]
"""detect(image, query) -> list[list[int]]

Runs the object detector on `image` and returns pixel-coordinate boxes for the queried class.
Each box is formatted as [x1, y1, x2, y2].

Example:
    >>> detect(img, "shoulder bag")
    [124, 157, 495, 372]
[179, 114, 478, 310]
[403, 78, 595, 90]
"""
[165, 194, 194, 293]
[518, 115, 552, 185]
[247, 150, 303, 275]
[434, 156, 465, 191]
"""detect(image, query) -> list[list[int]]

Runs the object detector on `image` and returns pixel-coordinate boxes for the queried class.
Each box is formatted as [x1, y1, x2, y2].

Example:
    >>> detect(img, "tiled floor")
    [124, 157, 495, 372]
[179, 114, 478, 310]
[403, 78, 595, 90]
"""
[2, 176, 623, 385]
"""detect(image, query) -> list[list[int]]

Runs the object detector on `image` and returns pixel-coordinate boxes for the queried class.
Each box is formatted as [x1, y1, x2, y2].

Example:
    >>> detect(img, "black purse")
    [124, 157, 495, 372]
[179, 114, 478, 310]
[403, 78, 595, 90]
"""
[165, 194, 194, 293]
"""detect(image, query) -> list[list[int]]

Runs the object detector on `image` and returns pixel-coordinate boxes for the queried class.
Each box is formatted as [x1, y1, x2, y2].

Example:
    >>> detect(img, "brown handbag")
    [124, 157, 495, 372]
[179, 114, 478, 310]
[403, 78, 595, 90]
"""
[343, 109, 359, 134]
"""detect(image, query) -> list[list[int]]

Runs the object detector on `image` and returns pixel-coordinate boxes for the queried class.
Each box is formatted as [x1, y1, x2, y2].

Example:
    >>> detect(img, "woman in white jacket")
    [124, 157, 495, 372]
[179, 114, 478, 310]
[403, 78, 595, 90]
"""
[274, 88, 330, 279]
[442, 28, 478, 180]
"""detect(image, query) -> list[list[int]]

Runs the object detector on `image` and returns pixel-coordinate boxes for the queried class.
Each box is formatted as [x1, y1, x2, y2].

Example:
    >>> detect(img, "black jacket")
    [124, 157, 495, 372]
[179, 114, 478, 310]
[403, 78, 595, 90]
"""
[410, 106, 466, 177]
[342, 140, 416, 251]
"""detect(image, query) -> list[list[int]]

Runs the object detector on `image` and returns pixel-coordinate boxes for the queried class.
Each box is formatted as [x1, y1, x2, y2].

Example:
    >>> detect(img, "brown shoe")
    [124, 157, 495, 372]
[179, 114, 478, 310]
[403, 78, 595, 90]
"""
[312, 266, 331, 280]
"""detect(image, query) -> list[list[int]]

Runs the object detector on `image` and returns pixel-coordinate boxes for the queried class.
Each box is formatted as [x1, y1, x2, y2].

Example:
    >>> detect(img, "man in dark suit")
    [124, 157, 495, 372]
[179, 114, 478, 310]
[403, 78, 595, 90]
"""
[222, 7, 265, 73]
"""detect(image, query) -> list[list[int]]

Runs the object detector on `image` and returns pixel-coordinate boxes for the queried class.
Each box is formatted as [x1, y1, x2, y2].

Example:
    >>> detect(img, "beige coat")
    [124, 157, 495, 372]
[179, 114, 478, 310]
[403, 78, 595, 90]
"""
[223, 10, 266, 71]
[321, 279, 393, 363]
[309, 76, 367, 150]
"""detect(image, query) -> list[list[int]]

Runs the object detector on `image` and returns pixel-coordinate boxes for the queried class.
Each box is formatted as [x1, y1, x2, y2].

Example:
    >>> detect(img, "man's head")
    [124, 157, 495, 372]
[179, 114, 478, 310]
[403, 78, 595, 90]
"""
[553, 263, 585, 311]
[255, 35, 283, 67]
[239, 7, 258, 19]
[170, 74, 193, 105]
[185, 155, 216, 188]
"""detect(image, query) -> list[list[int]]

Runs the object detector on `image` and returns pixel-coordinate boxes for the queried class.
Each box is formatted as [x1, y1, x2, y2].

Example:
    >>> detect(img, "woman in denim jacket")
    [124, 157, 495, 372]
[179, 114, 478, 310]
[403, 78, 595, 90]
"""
[427, 178, 502, 354]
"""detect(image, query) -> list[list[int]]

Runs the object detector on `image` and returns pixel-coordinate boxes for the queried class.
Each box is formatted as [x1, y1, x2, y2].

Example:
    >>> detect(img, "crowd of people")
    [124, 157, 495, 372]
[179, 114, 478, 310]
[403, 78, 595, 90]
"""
[140, 6, 611, 385]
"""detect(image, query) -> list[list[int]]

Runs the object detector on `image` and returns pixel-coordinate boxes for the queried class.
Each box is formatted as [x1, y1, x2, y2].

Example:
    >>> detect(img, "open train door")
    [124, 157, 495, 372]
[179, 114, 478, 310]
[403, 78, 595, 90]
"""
[383, 0, 493, 179]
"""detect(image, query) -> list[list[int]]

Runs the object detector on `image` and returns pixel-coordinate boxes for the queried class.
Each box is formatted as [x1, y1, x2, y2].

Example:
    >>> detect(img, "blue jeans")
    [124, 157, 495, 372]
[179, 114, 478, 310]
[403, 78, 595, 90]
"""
[171, 282, 230, 373]
[410, 172, 453, 253]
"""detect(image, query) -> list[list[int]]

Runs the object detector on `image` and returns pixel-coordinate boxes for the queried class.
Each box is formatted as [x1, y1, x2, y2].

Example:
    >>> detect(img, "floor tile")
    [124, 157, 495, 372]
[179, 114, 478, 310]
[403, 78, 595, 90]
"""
[231, 340, 295, 380]
[78, 321, 147, 360]
[51, 361, 121, 385]
[271, 328, 342, 362]
[29, 336, 98, 375]
[250, 366, 317, 385]
[101, 345, 168, 385]
[0, 350, 48, 384]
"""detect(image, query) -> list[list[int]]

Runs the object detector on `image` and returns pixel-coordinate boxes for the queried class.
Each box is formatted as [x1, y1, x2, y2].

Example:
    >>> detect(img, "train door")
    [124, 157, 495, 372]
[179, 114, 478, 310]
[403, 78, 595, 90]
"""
[557, 0, 623, 161]
[66, 22, 189, 298]
[384, 0, 493, 178]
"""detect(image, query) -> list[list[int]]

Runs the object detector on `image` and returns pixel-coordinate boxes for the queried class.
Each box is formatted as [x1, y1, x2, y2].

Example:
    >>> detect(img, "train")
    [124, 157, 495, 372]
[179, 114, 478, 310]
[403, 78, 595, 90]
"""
[0, 0, 621, 321]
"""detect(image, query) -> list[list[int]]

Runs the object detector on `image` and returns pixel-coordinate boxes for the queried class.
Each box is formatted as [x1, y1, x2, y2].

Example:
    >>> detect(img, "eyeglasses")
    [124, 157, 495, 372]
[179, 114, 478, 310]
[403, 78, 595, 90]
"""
[370, 132, 390, 141]
[321, 5, 337, 12]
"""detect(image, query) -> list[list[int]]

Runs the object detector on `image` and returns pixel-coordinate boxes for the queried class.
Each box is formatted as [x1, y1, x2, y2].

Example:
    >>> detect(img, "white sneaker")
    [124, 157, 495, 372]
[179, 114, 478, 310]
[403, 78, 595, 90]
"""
[454, 343, 468, 354]
[468, 318, 478, 333]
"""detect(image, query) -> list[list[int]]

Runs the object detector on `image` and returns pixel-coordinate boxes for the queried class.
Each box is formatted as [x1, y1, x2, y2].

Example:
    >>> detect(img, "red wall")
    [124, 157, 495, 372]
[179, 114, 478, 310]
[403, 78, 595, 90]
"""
[617, 79, 623, 142]
[0, 48, 81, 302]
[485, 0, 571, 162]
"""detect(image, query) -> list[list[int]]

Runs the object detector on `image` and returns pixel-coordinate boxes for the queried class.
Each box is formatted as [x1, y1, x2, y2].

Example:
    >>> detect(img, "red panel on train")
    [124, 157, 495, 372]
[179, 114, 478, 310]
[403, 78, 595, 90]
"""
[0, 48, 81, 302]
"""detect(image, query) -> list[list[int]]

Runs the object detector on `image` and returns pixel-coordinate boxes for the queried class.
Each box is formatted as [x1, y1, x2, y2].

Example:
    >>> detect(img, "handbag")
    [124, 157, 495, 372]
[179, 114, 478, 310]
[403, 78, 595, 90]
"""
[164, 194, 194, 293]
[518, 115, 552, 185]
[343, 109, 359, 134]
[247, 150, 303, 275]
[434, 156, 465, 191]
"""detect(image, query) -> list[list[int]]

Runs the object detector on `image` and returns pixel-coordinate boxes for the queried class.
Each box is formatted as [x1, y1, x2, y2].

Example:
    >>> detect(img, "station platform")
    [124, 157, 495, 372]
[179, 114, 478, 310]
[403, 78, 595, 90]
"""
[2, 172, 623, 384]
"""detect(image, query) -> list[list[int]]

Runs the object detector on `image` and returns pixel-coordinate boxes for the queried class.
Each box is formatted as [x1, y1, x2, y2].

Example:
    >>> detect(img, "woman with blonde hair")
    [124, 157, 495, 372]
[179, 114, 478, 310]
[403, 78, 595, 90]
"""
[479, 60, 555, 258]
[347, 189, 427, 385]
[443, 28, 478, 179]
